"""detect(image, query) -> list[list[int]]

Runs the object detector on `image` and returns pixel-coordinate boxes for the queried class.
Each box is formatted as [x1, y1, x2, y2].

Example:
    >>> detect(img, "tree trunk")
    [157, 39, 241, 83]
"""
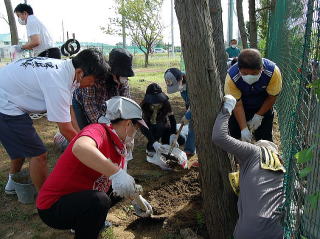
[4, 0, 19, 45]
[175, 1, 238, 238]
[208, 0, 227, 85]
[248, 0, 257, 48]
[144, 52, 149, 67]
[236, 0, 248, 49]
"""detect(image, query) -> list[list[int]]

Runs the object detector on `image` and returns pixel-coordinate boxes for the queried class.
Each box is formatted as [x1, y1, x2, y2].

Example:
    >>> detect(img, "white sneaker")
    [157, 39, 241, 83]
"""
[5, 174, 16, 195]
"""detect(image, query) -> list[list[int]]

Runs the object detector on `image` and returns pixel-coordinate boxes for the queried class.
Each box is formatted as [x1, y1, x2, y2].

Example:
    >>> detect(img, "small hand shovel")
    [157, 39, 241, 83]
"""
[162, 122, 185, 167]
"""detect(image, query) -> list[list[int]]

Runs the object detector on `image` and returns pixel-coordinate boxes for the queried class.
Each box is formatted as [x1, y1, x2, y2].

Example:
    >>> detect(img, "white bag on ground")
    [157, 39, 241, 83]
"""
[146, 144, 188, 170]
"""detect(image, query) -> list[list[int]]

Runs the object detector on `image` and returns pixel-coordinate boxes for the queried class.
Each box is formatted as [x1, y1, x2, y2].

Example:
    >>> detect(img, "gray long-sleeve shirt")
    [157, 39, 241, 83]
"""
[212, 110, 284, 239]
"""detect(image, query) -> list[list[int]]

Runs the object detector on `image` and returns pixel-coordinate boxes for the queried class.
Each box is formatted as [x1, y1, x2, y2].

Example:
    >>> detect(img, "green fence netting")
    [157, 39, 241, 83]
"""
[266, 0, 320, 238]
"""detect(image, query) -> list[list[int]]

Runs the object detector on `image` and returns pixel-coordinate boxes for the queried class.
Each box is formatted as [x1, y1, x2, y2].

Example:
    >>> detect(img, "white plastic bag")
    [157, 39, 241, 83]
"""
[146, 144, 188, 170]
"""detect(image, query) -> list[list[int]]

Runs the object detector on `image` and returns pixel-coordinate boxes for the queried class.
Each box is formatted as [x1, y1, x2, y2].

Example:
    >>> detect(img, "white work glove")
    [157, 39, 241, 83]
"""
[125, 138, 134, 162]
[109, 169, 136, 198]
[12, 45, 24, 53]
[153, 141, 169, 154]
[223, 95, 237, 114]
[53, 132, 68, 152]
[169, 134, 179, 147]
[247, 114, 264, 132]
[241, 127, 253, 143]
[181, 115, 189, 125]
[132, 195, 153, 218]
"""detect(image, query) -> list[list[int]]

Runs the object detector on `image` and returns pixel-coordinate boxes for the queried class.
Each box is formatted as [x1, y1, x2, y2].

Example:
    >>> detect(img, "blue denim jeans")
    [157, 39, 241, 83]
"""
[72, 97, 89, 130]
[185, 121, 196, 154]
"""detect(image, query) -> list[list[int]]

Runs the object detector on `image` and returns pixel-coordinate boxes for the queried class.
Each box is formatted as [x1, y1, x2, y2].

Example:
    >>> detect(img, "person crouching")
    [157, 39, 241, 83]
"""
[140, 83, 184, 156]
[36, 96, 152, 239]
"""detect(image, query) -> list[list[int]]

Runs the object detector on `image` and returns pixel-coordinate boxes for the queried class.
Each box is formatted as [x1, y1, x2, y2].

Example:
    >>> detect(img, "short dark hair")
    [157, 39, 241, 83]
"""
[14, 4, 33, 15]
[72, 48, 110, 80]
[230, 39, 237, 43]
[237, 49, 263, 70]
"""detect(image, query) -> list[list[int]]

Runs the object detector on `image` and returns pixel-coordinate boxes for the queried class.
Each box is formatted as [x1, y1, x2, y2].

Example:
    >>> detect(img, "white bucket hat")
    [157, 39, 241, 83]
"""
[98, 96, 148, 128]
[255, 140, 279, 154]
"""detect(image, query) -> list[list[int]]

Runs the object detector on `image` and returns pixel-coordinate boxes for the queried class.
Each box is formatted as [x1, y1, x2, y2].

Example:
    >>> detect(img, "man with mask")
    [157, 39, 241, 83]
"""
[226, 39, 241, 58]
[72, 48, 133, 129]
[14, 3, 60, 59]
[224, 49, 282, 142]
[0, 49, 109, 193]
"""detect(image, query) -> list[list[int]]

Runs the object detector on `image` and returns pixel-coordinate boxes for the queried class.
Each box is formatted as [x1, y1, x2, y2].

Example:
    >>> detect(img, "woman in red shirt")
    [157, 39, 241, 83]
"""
[37, 96, 152, 239]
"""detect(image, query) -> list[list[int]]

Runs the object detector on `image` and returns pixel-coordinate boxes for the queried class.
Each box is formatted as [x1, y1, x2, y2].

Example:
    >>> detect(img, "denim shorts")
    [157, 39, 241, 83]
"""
[0, 112, 47, 159]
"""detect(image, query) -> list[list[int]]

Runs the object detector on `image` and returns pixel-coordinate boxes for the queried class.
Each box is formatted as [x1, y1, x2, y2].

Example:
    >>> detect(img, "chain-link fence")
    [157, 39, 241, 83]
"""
[266, 0, 320, 238]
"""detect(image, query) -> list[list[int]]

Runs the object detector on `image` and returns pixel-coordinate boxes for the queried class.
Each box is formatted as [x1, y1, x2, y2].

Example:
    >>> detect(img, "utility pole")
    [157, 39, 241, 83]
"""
[171, 0, 174, 56]
[62, 20, 65, 42]
[228, 0, 234, 43]
[122, 15, 126, 48]
[121, 0, 126, 48]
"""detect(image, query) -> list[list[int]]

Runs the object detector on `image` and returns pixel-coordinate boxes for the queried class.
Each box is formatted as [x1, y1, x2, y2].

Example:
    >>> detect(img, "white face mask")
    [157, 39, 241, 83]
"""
[124, 130, 137, 144]
[231, 44, 237, 48]
[18, 18, 26, 25]
[178, 83, 186, 91]
[241, 73, 261, 85]
[124, 122, 137, 144]
[71, 73, 82, 93]
[119, 77, 128, 85]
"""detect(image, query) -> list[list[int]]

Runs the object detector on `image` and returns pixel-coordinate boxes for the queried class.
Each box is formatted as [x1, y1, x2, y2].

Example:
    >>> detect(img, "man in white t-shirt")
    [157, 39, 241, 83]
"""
[14, 3, 61, 59]
[0, 48, 109, 193]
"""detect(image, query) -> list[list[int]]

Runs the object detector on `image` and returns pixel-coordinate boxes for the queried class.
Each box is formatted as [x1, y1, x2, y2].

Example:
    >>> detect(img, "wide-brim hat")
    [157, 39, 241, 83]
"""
[109, 48, 134, 77]
[143, 83, 169, 104]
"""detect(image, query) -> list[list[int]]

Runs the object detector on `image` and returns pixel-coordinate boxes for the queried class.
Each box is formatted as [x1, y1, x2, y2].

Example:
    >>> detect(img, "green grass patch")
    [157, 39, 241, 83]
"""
[100, 227, 116, 239]
[132, 53, 182, 69]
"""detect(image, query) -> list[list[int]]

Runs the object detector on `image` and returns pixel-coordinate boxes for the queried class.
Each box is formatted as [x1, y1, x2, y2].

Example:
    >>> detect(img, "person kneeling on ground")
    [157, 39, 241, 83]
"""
[36, 96, 153, 239]
[164, 68, 196, 157]
[140, 83, 185, 156]
[212, 95, 285, 239]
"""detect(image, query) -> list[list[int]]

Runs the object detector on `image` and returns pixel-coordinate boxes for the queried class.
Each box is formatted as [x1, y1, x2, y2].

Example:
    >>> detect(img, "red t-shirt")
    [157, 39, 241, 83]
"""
[36, 123, 125, 210]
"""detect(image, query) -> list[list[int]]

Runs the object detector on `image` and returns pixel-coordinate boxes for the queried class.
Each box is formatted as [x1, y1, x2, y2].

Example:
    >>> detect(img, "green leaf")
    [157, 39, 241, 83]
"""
[295, 146, 315, 164]
[307, 192, 320, 209]
[299, 167, 312, 178]
[301, 236, 308, 239]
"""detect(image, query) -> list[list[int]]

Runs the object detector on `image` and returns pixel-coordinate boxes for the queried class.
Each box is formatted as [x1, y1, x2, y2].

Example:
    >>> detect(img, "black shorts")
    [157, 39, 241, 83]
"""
[0, 112, 47, 159]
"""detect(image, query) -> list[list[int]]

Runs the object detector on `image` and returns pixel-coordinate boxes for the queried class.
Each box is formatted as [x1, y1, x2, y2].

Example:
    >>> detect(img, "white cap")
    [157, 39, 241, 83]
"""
[255, 140, 279, 154]
[99, 96, 148, 128]
[164, 71, 180, 94]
